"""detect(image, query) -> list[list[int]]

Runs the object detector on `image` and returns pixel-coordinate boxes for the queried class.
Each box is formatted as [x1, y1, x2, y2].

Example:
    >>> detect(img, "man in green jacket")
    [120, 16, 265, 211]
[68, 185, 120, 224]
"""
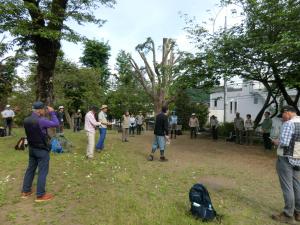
[261, 111, 273, 150]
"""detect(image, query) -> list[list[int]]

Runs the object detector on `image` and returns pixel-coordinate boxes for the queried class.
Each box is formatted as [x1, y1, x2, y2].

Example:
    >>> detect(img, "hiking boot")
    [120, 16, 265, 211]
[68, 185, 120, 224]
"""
[147, 155, 154, 161]
[21, 191, 33, 199]
[271, 212, 295, 224]
[159, 156, 168, 162]
[35, 193, 54, 202]
[294, 212, 300, 222]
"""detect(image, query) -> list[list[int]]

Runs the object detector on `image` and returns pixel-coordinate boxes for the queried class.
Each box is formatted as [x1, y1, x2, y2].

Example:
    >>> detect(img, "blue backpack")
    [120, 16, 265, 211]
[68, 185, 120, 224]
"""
[51, 138, 63, 153]
[189, 183, 217, 221]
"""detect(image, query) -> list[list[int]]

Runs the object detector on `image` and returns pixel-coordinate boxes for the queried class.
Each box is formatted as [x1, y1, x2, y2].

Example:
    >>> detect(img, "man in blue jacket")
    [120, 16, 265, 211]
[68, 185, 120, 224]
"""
[21, 101, 59, 202]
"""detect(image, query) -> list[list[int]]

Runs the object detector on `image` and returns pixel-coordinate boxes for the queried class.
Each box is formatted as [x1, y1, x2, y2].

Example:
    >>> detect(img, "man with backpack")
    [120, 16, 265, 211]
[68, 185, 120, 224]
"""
[147, 106, 170, 162]
[271, 106, 300, 224]
[21, 101, 59, 202]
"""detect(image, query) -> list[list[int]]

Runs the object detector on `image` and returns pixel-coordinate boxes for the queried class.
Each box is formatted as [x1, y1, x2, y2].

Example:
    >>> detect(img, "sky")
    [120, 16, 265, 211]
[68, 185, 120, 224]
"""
[61, 0, 243, 72]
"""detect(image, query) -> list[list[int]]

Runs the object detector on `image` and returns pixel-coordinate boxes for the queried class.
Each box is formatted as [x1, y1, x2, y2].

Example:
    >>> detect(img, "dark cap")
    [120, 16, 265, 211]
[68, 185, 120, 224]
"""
[32, 101, 45, 110]
[281, 105, 297, 113]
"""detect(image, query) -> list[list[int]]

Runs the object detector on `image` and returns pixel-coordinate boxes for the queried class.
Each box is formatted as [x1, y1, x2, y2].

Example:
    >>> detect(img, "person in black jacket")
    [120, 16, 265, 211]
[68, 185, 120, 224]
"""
[147, 106, 170, 162]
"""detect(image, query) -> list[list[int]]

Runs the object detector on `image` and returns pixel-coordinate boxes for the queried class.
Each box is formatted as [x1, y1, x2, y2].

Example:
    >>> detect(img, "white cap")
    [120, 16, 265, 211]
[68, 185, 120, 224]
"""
[59, 106, 64, 109]
[78, 109, 81, 112]
[192, 113, 196, 116]
[6, 105, 10, 108]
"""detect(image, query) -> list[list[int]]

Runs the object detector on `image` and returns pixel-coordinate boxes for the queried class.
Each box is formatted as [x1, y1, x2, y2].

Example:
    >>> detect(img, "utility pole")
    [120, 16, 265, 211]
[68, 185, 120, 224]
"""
[223, 16, 227, 123]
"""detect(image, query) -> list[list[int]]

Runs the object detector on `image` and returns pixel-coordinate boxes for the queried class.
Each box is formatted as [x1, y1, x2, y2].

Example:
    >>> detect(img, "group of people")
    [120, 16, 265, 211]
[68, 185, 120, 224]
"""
[17, 99, 300, 225]
[233, 111, 273, 148]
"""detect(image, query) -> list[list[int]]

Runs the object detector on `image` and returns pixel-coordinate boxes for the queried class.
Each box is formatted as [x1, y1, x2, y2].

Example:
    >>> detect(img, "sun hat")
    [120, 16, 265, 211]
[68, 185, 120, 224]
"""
[101, 105, 108, 110]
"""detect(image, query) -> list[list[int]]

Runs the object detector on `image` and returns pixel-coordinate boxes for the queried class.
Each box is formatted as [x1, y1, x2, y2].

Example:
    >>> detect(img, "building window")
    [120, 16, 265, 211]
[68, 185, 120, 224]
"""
[234, 101, 237, 113]
[214, 99, 217, 107]
[254, 96, 258, 104]
[230, 102, 233, 113]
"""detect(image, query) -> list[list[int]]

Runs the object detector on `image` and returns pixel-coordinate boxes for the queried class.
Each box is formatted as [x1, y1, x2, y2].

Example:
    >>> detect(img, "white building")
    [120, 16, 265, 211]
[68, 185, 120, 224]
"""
[209, 81, 299, 123]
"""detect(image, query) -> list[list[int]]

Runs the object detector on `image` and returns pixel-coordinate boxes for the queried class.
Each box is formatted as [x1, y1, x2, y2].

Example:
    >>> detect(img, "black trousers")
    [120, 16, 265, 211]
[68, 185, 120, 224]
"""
[137, 124, 142, 135]
[263, 133, 272, 149]
[190, 127, 197, 139]
[5, 118, 13, 136]
[212, 126, 218, 140]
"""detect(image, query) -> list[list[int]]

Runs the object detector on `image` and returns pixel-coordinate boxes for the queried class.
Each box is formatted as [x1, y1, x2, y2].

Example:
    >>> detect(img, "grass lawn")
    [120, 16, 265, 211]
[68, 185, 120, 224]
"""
[0, 129, 286, 225]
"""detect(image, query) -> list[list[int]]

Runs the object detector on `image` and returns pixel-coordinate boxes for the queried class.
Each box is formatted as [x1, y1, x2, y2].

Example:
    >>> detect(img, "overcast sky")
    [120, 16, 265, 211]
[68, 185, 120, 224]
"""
[61, 0, 243, 71]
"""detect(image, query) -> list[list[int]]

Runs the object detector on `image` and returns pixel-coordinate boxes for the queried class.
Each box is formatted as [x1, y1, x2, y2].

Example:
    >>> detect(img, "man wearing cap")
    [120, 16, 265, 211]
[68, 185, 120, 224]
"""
[189, 113, 199, 139]
[85, 106, 102, 159]
[271, 106, 300, 223]
[96, 105, 111, 151]
[21, 102, 59, 202]
[1, 105, 15, 136]
[56, 106, 65, 133]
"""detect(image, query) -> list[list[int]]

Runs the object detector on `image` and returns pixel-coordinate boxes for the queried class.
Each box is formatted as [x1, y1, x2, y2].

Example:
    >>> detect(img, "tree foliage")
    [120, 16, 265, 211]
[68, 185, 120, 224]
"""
[80, 39, 111, 89]
[187, 0, 300, 118]
[0, 0, 115, 104]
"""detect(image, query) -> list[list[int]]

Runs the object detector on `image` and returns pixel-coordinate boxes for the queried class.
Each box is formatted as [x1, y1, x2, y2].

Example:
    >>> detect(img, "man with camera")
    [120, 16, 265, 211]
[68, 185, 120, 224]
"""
[21, 101, 59, 202]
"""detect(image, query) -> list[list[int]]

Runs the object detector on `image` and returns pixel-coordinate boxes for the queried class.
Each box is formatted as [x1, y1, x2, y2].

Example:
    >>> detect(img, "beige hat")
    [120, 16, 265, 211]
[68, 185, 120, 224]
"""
[101, 105, 108, 110]
[192, 113, 196, 116]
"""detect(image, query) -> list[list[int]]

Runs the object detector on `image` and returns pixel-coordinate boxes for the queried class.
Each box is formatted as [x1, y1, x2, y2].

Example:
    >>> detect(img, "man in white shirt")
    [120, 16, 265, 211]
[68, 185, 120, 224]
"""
[1, 105, 15, 136]
[96, 105, 111, 152]
[84, 106, 102, 159]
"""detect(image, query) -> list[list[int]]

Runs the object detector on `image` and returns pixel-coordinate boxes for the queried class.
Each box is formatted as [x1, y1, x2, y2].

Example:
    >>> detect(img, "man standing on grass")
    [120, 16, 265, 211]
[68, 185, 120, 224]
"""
[96, 105, 111, 152]
[169, 111, 178, 139]
[122, 111, 130, 142]
[261, 111, 273, 150]
[136, 111, 144, 135]
[84, 106, 102, 159]
[234, 112, 244, 144]
[147, 106, 170, 162]
[21, 101, 59, 202]
[1, 104, 15, 136]
[56, 106, 65, 133]
[271, 106, 300, 224]
[189, 113, 199, 139]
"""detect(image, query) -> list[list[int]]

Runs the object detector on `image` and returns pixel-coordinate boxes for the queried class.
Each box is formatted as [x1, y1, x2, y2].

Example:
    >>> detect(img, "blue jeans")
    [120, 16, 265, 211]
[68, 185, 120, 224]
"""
[96, 128, 107, 150]
[22, 147, 50, 197]
[152, 135, 166, 152]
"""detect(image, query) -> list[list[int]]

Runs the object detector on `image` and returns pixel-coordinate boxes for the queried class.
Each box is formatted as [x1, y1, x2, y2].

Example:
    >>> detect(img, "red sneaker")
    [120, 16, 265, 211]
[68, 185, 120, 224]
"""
[21, 191, 33, 199]
[35, 193, 54, 202]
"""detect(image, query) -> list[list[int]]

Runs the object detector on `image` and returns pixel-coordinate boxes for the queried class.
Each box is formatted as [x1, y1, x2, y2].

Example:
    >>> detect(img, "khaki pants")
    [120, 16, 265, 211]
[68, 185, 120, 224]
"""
[122, 128, 129, 141]
[86, 131, 95, 158]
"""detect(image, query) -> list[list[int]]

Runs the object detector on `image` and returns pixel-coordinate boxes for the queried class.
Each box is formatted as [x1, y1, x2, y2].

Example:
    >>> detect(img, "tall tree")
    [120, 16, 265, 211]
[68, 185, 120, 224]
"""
[0, 0, 115, 104]
[128, 38, 180, 113]
[108, 50, 152, 119]
[80, 39, 111, 90]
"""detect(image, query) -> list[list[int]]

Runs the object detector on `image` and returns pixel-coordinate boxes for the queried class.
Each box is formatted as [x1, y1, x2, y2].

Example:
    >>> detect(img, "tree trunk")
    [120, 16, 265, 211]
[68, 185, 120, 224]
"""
[271, 65, 300, 114]
[64, 109, 74, 130]
[34, 38, 60, 105]
[254, 91, 273, 128]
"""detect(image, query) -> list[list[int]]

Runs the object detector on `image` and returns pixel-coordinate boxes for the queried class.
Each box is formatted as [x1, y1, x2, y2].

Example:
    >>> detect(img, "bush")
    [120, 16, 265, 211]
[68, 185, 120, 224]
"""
[218, 122, 234, 137]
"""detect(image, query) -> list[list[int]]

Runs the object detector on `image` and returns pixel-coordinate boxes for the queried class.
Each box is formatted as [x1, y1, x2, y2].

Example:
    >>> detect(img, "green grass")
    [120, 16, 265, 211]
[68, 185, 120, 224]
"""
[0, 129, 285, 224]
